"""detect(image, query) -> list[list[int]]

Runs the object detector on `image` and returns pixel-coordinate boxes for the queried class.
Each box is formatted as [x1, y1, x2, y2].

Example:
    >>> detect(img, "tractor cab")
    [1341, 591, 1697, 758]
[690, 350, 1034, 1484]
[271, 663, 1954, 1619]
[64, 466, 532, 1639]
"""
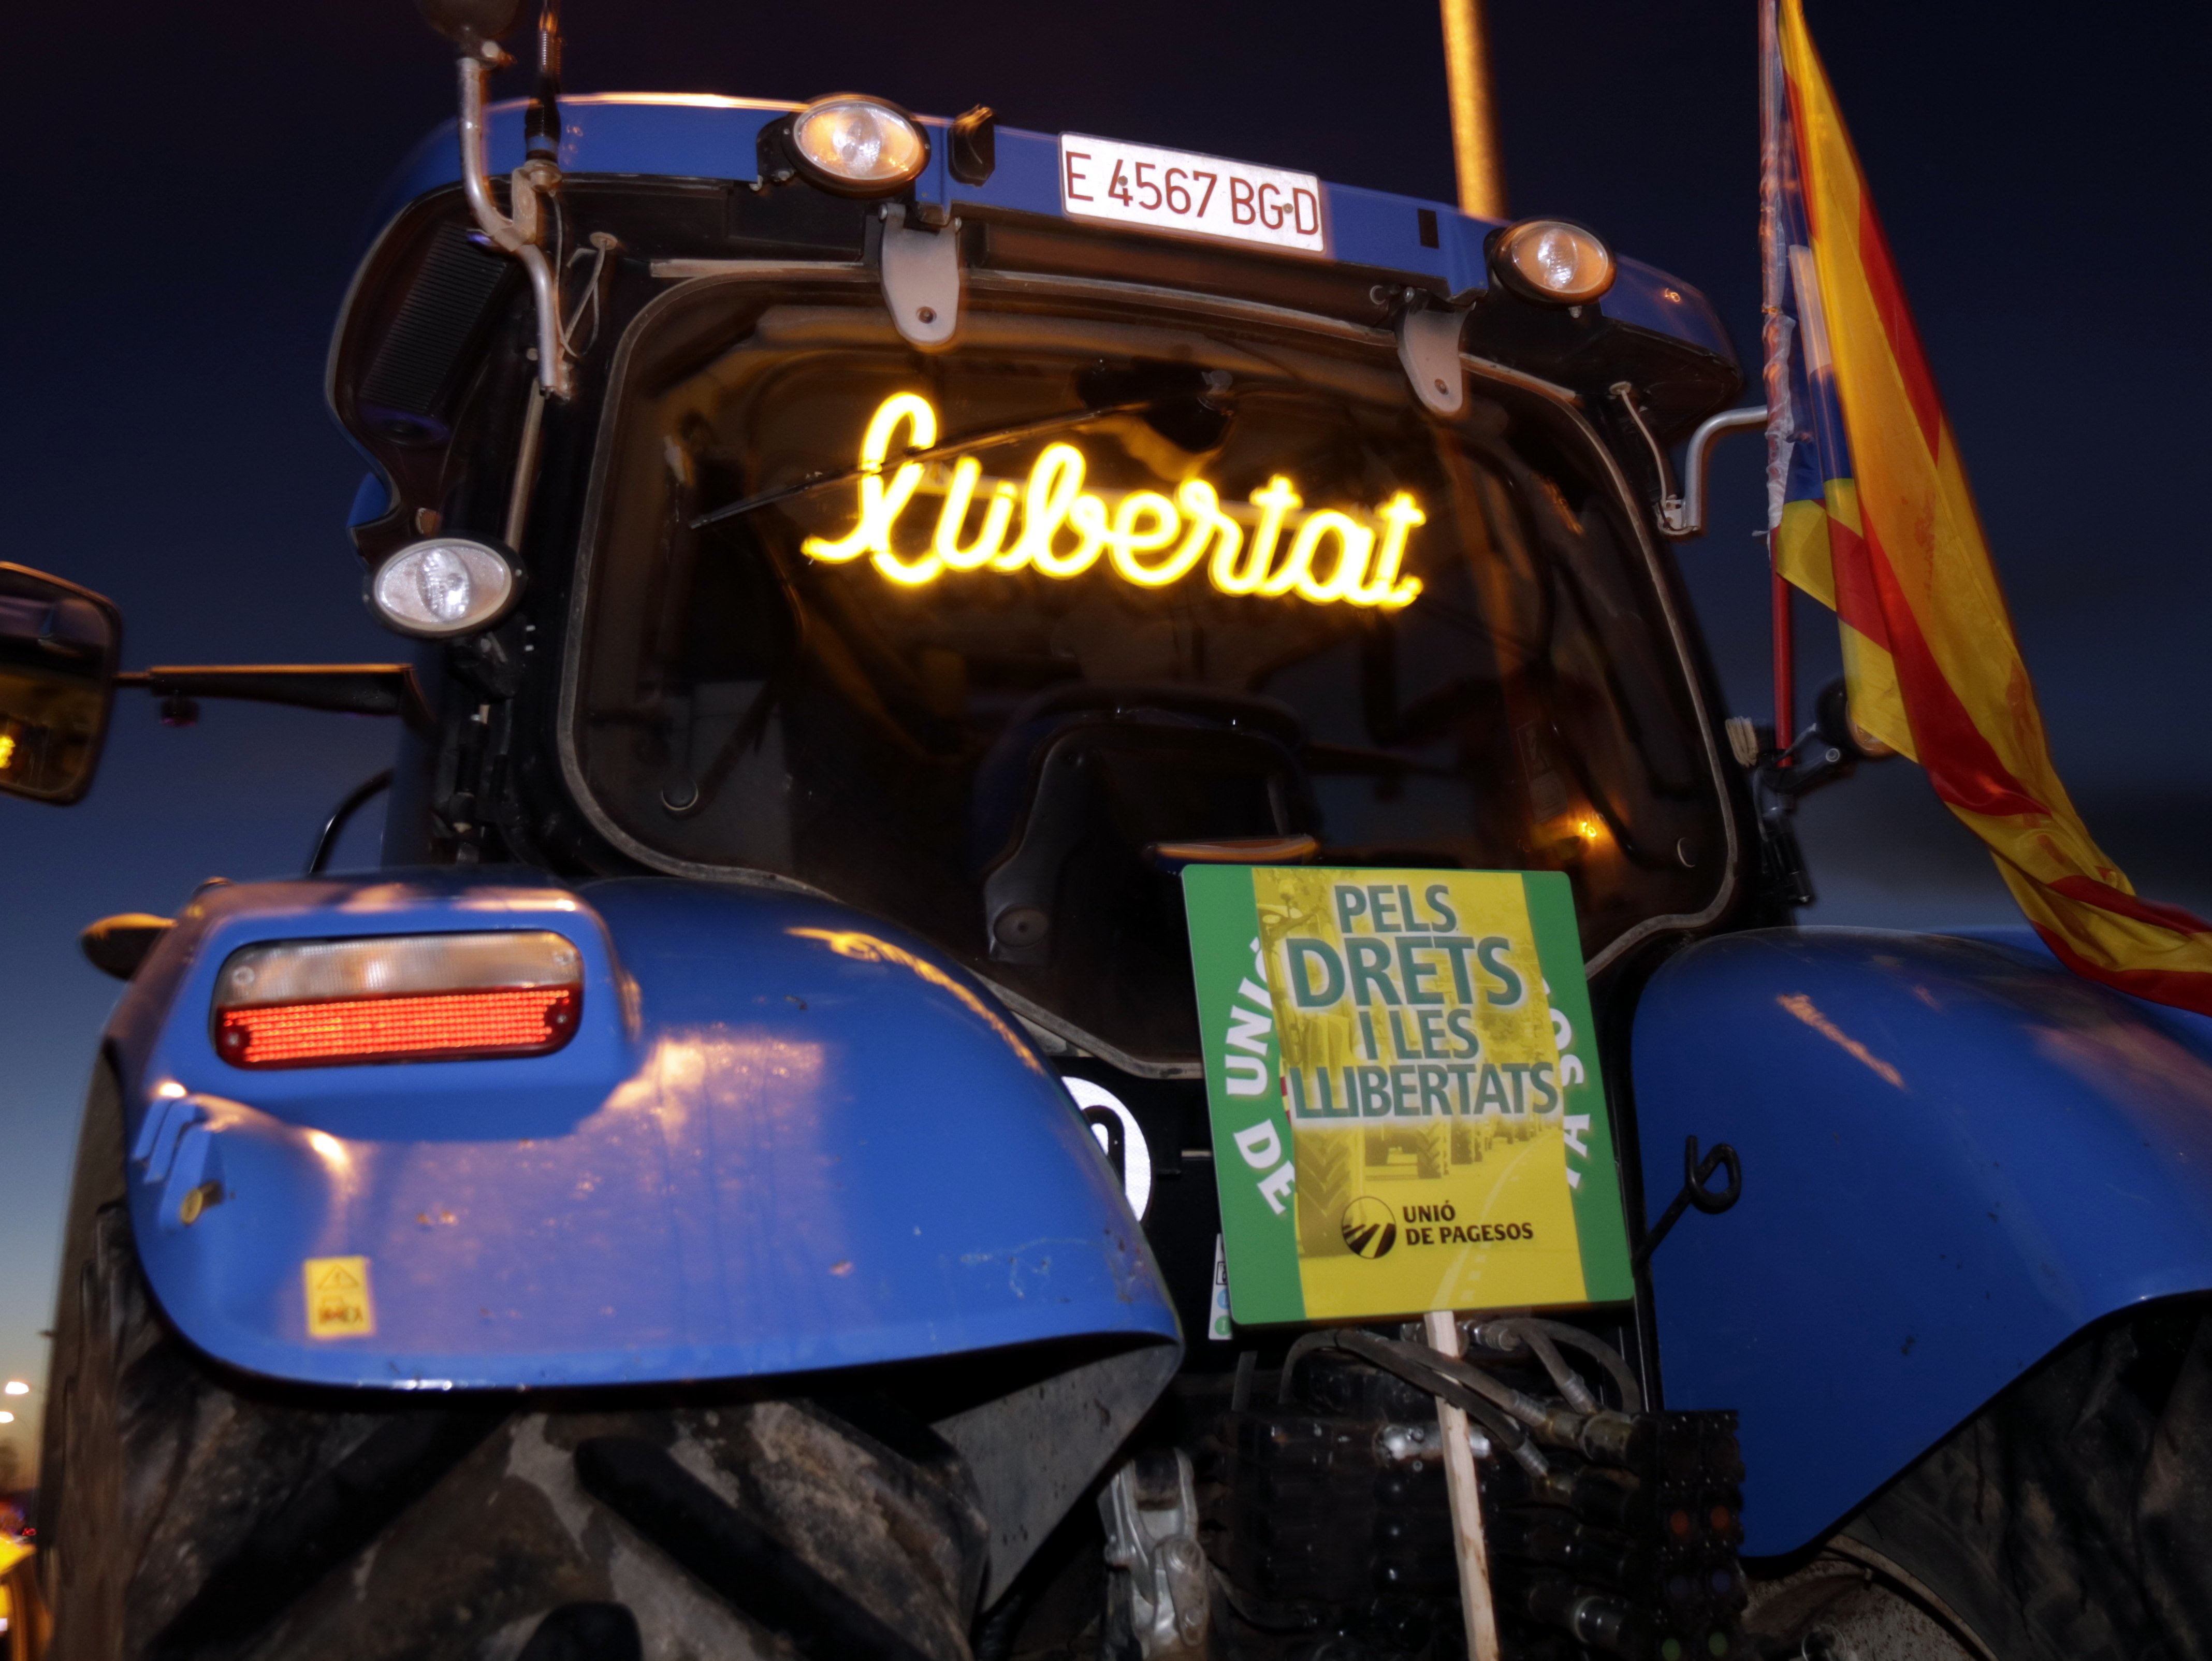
[326, 86, 1751, 1072]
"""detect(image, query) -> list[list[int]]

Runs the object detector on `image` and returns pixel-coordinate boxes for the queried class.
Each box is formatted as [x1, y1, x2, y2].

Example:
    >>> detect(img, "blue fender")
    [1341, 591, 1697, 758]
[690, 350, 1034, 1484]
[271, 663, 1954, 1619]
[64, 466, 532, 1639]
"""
[106, 871, 1177, 1389]
[1632, 926, 2212, 1555]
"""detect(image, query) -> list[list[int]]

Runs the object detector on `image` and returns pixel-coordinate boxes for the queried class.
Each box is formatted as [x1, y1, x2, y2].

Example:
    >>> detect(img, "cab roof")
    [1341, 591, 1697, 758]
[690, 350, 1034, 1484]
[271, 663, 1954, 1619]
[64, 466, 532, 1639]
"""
[371, 93, 1734, 366]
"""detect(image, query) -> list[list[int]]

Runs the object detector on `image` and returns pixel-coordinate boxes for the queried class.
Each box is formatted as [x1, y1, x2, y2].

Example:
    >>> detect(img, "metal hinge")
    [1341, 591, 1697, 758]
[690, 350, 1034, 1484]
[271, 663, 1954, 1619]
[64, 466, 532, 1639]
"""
[878, 203, 962, 350]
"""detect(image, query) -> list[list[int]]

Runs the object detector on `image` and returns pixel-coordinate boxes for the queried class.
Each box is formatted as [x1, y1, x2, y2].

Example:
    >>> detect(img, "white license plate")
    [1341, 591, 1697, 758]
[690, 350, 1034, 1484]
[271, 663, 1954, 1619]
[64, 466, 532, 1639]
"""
[1058, 134, 1327, 255]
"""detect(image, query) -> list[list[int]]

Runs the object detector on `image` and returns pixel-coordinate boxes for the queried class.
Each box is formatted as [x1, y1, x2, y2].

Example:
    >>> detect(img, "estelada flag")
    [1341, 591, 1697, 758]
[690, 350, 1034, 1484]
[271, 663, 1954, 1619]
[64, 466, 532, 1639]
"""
[1760, 0, 2212, 1015]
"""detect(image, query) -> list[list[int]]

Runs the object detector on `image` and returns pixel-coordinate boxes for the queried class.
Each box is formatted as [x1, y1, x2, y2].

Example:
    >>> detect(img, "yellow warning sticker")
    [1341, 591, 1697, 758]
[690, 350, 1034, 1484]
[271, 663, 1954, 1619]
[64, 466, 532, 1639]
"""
[303, 1256, 375, 1338]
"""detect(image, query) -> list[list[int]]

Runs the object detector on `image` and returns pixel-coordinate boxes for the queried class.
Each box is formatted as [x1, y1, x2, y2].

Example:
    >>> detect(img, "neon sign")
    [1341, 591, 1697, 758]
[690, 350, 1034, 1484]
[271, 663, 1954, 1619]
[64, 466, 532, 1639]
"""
[799, 394, 1424, 609]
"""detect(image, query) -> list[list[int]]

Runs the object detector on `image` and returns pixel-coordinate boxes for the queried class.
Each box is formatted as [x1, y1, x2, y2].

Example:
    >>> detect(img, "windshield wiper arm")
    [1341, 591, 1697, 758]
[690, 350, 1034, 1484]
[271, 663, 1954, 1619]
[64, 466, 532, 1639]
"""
[687, 399, 1162, 532]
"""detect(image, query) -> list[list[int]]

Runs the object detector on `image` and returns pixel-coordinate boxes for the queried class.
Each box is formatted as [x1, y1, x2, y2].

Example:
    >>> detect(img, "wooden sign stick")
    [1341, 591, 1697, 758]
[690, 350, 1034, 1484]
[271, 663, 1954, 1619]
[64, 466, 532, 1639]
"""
[1425, 1309, 1502, 1661]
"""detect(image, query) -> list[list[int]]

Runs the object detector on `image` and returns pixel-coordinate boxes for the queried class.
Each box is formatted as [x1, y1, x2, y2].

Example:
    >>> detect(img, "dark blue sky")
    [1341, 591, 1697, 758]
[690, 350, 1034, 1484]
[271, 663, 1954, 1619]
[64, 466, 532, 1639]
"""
[1, 0, 2204, 1472]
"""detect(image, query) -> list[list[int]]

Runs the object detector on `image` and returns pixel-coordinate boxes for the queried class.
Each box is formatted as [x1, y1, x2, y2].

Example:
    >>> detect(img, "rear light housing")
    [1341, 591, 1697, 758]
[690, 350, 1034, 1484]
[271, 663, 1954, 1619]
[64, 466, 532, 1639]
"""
[213, 931, 583, 1069]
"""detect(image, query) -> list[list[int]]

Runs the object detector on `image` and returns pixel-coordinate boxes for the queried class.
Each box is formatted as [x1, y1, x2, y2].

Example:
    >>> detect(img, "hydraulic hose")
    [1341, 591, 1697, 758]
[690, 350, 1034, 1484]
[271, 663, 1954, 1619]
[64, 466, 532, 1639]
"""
[1277, 1330, 1550, 1479]
[1474, 1318, 1645, 1414]
[1517, 1320, 1646, 1415]
[1276, 1330, 1337, 1404]
[1341, 1332, 1554, 1433]
[1342, 1331, 1644, 1469]
[1326, 1331, 1551, 1477]
[1486, 1321, 1598, 1414]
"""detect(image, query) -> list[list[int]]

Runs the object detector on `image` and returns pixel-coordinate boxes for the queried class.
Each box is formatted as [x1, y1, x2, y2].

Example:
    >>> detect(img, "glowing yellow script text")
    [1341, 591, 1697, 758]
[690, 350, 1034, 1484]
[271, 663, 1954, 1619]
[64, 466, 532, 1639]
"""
[799, 394, 1424, 609]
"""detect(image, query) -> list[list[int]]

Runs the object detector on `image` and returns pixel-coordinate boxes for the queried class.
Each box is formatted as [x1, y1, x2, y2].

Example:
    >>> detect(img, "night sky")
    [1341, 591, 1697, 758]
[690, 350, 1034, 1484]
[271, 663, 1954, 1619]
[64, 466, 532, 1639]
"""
[1, 0, 2204, 1480]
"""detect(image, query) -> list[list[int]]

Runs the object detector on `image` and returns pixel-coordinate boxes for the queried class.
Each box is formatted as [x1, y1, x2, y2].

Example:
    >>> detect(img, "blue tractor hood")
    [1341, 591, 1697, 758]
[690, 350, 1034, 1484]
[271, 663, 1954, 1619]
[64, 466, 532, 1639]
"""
[1634, 926, 2212, 1555]
[105, 871, 1177, 1390]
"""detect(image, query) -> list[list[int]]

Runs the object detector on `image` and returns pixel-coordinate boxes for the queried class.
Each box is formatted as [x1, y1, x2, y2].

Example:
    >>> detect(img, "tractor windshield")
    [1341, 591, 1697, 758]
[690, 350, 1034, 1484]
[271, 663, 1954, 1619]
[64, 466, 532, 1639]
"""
[566, 279, 1729, 1062]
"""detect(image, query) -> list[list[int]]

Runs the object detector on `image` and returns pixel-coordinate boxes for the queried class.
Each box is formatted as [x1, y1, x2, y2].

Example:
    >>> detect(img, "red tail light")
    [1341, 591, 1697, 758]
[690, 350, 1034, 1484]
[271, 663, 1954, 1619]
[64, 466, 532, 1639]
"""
[213, 932, 583, 1069]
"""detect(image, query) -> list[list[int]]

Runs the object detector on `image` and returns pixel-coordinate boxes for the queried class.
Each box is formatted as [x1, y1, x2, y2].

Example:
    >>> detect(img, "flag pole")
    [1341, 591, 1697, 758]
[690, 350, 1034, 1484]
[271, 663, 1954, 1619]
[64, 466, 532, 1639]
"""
[1757, 0, 1797, 748]
[1770, 576, 1795, 746]
[1439, 0, 1507, 220]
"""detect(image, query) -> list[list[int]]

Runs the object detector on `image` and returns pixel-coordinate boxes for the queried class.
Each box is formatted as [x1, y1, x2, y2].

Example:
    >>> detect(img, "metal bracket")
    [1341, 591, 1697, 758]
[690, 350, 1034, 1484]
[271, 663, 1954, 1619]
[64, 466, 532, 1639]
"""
[1664, 404, 1768, 536]
[879, 203, 962, 350]
[455, 46, 572, 398]
[1396, 303, 1467, 417]
[1611, 386, 1767, 539]
[1099, 1449, 1212, 1657]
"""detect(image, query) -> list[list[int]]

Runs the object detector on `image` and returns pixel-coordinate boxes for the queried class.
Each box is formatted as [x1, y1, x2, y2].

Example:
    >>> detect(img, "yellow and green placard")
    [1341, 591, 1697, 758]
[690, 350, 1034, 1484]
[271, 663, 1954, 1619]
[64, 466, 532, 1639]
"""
[1184, 865, 1633, 1326]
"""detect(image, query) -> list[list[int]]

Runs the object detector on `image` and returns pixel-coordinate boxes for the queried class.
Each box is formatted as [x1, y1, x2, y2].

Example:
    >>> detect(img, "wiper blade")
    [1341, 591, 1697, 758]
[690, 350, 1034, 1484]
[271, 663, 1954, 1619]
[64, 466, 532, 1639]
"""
[687, 399, 1160, 532]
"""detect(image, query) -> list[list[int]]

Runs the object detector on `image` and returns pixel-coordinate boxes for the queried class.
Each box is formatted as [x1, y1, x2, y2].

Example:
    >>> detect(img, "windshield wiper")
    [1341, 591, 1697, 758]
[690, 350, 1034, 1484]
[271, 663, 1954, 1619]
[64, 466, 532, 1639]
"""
[687, 399, 1164, 532]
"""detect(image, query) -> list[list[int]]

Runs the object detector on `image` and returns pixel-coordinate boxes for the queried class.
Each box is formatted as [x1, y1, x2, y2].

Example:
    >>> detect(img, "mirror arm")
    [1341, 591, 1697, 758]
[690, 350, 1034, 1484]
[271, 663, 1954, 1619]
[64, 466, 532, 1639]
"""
[456, 46, 571, 398]
[117, 666, 434, 734]
[1661, 405, 1768, 538]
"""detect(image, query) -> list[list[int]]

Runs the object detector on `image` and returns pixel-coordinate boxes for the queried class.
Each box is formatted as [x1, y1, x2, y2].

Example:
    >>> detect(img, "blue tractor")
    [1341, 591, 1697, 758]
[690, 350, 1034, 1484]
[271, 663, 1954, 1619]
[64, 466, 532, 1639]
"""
[5, 3, 2210, 1657]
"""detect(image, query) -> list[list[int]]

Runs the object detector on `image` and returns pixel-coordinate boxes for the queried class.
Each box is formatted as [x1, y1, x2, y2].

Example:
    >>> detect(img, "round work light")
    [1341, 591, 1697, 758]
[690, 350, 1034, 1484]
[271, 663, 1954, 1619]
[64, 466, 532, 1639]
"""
[785, 95, 930, 196]
[368, 537, 520, 638]
[1489, 218, 1617, 306]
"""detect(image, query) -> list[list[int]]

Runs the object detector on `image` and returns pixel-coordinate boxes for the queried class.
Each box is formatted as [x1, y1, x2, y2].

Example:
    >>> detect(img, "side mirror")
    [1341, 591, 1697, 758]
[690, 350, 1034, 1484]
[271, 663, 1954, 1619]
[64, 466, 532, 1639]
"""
[0, 563, 122, 805]
[81, 913, 174, 980]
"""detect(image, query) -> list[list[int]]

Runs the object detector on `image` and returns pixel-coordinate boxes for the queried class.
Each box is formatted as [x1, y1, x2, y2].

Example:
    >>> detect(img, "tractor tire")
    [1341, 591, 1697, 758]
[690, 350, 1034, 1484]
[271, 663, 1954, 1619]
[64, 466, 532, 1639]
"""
[1745, 1294, 2212, 1660]
[39, 1065, 991, 1661]
[1294, 1128, 1354, 1257]
[1414, 1123, 1449, 1180]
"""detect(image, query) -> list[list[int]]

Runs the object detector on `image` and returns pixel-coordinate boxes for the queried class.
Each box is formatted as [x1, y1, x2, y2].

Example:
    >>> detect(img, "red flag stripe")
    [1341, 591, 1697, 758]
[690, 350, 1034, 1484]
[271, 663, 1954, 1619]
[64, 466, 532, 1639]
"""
[2033, 925, 2212, 1011]
[1853, 194, 1945, 454]
[1823, 512, 1893, 646]
[2048, 875, 2212, 938]
[1856, 512, 2052, 821]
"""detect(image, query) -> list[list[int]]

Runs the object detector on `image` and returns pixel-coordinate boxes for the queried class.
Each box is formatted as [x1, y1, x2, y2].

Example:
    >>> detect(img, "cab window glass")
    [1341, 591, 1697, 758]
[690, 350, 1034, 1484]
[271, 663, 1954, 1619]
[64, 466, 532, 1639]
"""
[573, 292, 1727, 1060]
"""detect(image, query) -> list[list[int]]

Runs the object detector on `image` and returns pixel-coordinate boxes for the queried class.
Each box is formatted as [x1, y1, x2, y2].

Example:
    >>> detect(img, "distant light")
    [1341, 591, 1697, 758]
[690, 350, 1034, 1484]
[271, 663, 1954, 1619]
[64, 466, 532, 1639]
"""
[0, 733, 14, 772]
[308, 1131, 350, 1167]
[0, 1410, 13, 1423]
[1577, 818, 1602, 842]
[2, 1380, 26, 1396]
[156, 1080, 186, 1099]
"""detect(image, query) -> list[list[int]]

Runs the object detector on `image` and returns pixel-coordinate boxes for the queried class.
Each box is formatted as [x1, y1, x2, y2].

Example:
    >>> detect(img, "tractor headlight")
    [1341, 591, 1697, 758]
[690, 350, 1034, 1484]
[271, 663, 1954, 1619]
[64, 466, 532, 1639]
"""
[785, 95, 930, 195]
[1488, 218, 1617, 306]
[368, 537, 520, 638]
